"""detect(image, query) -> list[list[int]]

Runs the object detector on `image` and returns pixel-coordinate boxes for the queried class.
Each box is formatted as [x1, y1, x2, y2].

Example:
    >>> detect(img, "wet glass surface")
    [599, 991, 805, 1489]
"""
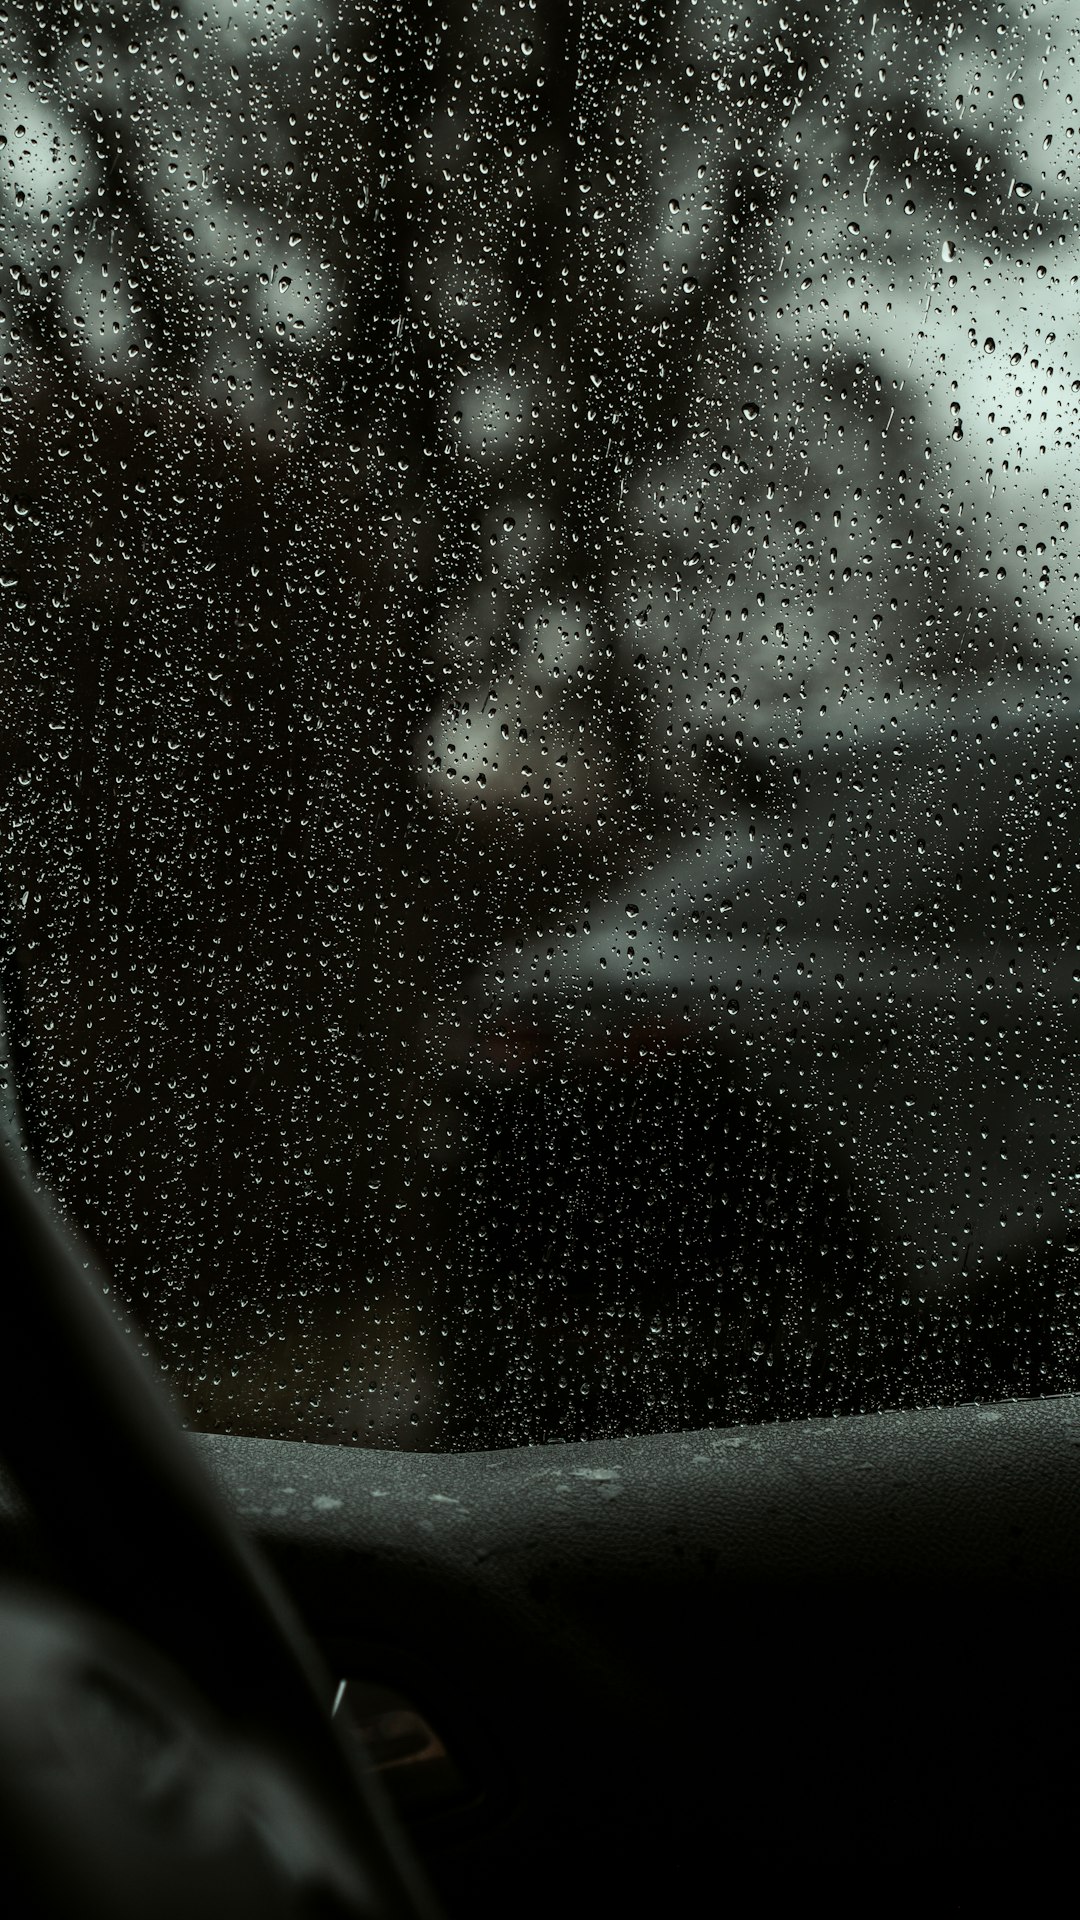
[2, 2, 1079, 1445]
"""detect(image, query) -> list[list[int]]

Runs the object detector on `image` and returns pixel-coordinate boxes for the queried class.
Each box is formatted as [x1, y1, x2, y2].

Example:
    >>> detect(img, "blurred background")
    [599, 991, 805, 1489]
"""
[2, 0, 1080, 1447]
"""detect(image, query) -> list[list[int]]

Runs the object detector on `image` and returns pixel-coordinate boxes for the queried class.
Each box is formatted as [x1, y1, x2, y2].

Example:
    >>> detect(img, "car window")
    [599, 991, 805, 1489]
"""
[2, 0, 1078, 1448]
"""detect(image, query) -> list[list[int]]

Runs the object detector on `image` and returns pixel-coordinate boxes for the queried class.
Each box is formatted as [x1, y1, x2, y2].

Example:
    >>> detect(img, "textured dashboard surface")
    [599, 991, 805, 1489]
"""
[190, 1398, 1080, 1913]
[194, 1394, 1080, 1589]
[3, 1398, 1076, 1914]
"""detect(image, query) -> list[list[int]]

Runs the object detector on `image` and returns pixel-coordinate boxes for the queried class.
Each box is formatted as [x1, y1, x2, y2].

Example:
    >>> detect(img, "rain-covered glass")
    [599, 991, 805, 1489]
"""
[2, 1, 1079, 1446]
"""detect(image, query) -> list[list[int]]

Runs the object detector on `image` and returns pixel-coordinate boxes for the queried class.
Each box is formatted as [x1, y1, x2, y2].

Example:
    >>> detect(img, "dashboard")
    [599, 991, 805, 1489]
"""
[2, 1396, 1070, 1914]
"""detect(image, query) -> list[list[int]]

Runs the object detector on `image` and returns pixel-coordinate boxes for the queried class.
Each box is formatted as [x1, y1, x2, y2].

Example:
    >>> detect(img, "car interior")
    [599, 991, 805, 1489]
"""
[2, 1, 1079, 1913]
[0, 1142, 1077, 1916]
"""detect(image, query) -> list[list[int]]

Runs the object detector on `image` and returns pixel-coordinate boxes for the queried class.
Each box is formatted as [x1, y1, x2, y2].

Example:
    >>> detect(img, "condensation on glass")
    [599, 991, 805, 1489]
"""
[1, 2, 1078, 1447]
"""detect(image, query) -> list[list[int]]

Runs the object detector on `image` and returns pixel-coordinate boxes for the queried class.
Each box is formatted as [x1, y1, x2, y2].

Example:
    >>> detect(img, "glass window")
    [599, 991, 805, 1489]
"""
[2, 0, 1079, 1447]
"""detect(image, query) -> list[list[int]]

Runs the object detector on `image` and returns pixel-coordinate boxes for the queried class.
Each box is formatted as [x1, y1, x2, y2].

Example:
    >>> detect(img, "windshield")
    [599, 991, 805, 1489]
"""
[2, 0, 1079, 1448]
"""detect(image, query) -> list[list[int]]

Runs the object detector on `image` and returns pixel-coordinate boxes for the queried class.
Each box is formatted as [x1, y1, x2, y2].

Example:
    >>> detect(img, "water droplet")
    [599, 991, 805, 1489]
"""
[1013, 181, 1032, 199]
[742, 401, 760, 421]
[1012, 92, 1025, 109]
[941, 238, 957, 262]
[983, 336, 995, 353]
